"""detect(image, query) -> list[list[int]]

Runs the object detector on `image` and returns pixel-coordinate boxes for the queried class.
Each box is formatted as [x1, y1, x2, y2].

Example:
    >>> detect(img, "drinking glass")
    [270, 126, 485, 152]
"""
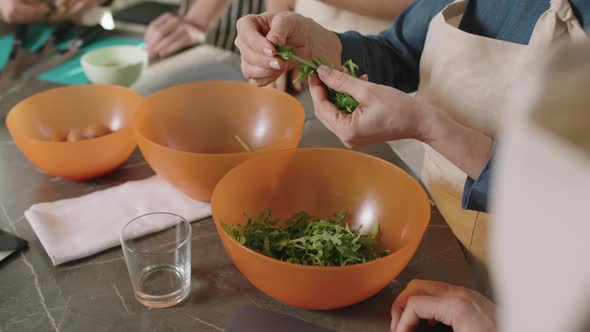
[121, 212, 191, 308]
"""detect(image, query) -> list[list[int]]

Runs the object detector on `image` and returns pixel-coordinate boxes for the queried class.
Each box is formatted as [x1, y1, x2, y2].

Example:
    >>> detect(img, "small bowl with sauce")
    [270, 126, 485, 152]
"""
[81, 45, 148, 87]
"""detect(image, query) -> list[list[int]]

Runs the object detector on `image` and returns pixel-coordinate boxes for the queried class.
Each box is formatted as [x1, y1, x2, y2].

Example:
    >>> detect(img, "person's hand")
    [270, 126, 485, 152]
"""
[45, 0, 107, 22]
[234, 11, 342, 87]
[0, 0, 49, 23]
[390, 280, 497, 332]
[309, 65, 434, 148]
[145, 13, 205, 59]
[62, 0, 106, 18]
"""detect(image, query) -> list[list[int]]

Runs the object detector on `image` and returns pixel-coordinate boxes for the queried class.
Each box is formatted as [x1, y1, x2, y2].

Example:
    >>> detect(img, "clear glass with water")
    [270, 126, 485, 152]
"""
[121, 213, 191, 308]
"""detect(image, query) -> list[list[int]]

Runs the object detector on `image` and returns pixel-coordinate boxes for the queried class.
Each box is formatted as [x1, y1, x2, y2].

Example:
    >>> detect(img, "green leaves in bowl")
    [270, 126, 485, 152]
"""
[221, 210, 390, 267]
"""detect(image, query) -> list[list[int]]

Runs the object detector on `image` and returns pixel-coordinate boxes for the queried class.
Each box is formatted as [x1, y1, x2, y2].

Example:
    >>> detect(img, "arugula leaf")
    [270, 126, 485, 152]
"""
[343, 59, 359, 77]
[220, 210, 390, 267]
[274, 45, 360, 113]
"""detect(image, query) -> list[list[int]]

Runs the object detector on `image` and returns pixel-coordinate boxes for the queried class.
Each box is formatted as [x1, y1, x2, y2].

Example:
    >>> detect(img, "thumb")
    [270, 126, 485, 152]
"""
[394, 296, 455, 332]
[317, 65, 367, 100]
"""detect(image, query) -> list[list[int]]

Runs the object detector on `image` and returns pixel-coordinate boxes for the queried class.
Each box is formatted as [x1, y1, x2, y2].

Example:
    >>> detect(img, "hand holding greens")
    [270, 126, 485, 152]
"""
[274, 45, 360, 113]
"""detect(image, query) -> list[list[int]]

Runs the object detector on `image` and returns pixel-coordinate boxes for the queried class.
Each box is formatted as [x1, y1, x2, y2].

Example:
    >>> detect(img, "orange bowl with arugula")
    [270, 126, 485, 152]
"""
[211, 148, 431, 310]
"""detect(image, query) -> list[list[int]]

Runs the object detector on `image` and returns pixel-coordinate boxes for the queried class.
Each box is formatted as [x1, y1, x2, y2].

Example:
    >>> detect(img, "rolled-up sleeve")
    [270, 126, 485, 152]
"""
[337, 0, 451, 92]
[462, 142, 496, 213]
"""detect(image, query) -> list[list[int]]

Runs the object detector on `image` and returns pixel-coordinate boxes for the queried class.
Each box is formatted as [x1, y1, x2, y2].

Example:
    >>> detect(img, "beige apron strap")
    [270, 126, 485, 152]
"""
[440, 0, 469, 28]
[529, 0, 587, 47]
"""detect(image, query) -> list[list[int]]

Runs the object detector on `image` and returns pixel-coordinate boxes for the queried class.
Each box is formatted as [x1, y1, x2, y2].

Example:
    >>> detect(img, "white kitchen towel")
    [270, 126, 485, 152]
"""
[25, 176, 211, 265]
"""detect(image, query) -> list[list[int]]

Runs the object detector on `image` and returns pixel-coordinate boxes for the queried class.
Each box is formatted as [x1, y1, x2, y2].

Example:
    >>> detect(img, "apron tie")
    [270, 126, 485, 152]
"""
[530, 0, 587, 47]
[550, 0, 575, 22]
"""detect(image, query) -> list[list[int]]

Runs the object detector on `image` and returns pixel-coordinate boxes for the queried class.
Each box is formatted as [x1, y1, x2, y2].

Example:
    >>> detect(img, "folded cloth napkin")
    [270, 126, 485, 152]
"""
[25, 176, 211, 266]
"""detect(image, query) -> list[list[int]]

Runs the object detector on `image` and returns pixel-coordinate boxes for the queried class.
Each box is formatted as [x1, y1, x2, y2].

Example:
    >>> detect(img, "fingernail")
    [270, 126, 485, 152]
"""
[317, 65, 330, 77]
[263, 48, 273, 57]
[269, 60, 281, 70]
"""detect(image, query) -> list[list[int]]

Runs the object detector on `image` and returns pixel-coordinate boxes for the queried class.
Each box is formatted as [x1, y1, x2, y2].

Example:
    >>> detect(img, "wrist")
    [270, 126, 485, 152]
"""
[308, 18, 342, 67]
[184, 14, 210, 33]
[414, 102, 447, 145]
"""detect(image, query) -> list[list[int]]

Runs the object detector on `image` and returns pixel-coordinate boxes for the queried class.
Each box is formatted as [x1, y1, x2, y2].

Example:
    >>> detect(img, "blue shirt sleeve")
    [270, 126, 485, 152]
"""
[462, 142, 495, 213]
[337, 0, 452, 92]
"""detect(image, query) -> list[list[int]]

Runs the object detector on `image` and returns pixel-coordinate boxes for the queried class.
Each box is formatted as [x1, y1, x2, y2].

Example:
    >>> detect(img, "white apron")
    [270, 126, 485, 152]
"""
[493, 40, 590, 332]
[294, 0, 391, 35]
[405, 0, 588, 271]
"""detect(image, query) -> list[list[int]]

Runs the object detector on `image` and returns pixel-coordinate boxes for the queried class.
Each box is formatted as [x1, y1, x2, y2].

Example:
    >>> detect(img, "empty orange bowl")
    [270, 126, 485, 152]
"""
[133, 81, 305, 202]
[6, 85, 143, 181]
[211, 148, 431, 310]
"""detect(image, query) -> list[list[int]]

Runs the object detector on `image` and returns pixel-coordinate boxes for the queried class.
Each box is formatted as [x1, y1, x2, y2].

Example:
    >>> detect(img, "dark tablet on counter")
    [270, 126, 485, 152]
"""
[226, 306, 336, 332]
[113, 1, 179, 26]
[226, 305, 455, 332]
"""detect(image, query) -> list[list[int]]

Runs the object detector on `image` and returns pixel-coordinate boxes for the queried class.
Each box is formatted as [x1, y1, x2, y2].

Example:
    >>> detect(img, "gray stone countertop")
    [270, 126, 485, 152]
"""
[0, 45, 473, 332]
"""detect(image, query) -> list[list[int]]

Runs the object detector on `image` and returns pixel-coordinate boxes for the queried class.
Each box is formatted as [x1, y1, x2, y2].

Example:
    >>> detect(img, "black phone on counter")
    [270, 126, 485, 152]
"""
[113, 1, 180, 26]
[0, 229, 27, 262]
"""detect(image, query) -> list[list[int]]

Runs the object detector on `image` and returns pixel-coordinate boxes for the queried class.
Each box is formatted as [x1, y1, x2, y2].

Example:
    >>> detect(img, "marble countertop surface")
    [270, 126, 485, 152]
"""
[0, 45, 473, 332]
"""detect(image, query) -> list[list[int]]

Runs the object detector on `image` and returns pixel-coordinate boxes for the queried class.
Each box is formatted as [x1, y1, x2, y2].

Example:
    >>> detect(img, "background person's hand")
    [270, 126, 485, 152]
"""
[62, 0, 106, 19]
[234, 11, 342, 87]
[144, 13, 205, 59]
[309, 65, 431, 148]
[390, 280, 497, 332]
[0, 0, 49, 23]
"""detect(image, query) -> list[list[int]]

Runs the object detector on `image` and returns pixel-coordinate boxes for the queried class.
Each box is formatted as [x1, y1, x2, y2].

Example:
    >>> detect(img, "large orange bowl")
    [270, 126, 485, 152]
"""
[211, 148, 431, 310]
[133, 81, 305, 202]
[6, 85, 143, 181]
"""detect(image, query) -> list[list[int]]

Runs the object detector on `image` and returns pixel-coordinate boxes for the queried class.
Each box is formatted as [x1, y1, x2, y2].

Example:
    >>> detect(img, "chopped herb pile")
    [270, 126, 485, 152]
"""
[274, 45, 360, 113]
[221, 210, 390, 266]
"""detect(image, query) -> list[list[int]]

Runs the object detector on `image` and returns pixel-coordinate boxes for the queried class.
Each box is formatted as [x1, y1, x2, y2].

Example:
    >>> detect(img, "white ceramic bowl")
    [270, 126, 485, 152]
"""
[81, 45, 148, 87]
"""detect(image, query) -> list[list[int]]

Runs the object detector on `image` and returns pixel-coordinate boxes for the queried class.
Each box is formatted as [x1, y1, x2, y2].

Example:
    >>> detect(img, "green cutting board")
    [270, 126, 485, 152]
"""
[1, 25, 143, 85]
[0, 34, 15, 70]
[38, 35, 144, 85]
[0, 24, 54, 69]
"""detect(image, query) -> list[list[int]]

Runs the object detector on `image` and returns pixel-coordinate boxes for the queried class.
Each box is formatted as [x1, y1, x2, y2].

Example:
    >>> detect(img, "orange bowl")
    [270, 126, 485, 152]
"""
[6, 85, 143, 181]
[211, 148, 431, 310]
[133, 81, 305, 202]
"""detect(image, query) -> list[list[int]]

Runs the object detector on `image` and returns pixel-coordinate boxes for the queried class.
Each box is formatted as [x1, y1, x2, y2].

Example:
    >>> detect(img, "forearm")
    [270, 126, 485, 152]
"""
[185, 0, 230, 31]
[320, 0, 413, 21]
[419, 105, 494, 180]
